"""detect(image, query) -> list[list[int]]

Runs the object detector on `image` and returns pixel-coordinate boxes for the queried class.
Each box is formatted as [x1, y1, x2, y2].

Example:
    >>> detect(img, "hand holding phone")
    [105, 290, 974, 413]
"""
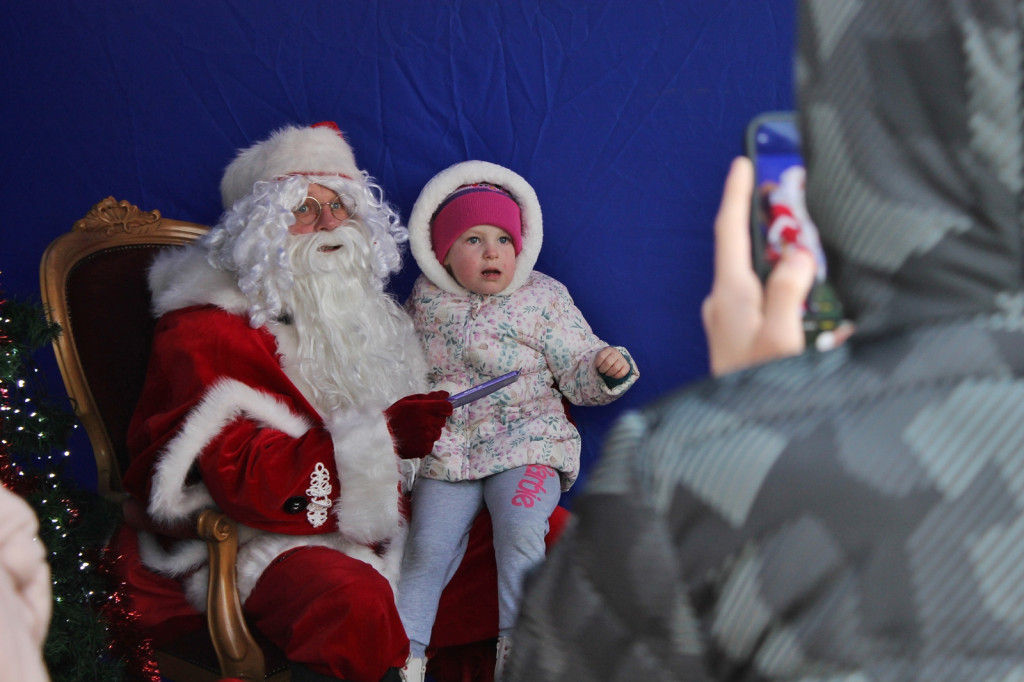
[746, 112, 845, 348]
[704, 157, 815, 375]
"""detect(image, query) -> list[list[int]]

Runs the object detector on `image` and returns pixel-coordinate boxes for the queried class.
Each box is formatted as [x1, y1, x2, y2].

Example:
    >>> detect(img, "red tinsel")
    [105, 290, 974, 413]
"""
[96, 547, 161, 682]
[0, 448, 42, 495]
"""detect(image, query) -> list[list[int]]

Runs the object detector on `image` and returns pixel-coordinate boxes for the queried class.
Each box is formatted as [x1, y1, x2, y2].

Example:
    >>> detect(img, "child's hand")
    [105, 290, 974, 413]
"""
[595, 347, 630, 379]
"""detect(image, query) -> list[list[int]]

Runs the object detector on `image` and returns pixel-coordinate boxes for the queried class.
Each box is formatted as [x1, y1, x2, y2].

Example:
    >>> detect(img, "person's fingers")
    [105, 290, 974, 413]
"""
[595, 348, 625, 375]
[700, 295, 716, 333]
[707, 155, 762, 317]
[815, 321, 857, 352]
[704, 295, 755, 376]
[606, 359, 629, 378]
[831, 322, 856, 347]
[757, 247, 815, 359]
[712, 156, 756, 282]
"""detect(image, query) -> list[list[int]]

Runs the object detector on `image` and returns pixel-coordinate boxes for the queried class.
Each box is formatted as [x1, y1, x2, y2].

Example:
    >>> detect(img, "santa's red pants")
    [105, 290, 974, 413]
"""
[112, 507, 568, 682]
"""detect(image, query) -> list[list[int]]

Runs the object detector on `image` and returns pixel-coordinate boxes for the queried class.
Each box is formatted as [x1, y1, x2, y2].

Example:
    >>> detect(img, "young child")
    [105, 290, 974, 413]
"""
[398, 160, 639, 681]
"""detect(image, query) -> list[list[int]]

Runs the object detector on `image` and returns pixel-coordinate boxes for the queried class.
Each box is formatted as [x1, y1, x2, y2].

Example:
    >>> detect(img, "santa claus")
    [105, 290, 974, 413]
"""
[112, 122, 512, 682]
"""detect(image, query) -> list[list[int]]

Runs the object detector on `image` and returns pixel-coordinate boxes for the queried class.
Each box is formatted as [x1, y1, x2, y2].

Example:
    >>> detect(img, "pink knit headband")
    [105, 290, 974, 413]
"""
[431, 184, 523, 263]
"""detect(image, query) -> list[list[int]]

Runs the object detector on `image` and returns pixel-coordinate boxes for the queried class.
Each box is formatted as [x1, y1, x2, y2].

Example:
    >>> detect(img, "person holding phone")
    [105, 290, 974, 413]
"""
[397, 160, 639, 681]
[505, 0, 1024, 679]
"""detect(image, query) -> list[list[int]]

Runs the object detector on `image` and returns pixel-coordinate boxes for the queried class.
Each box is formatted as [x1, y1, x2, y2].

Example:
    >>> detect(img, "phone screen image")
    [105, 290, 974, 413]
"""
[746, 112, 844, 347]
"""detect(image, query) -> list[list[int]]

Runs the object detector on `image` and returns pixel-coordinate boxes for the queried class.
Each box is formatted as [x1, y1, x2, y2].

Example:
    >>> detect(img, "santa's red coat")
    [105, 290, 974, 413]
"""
[117, 282, 567, 680]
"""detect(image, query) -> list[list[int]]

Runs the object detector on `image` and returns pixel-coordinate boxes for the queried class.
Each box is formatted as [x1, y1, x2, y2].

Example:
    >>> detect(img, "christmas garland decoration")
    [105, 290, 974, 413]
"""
[0, 289, 160, 681]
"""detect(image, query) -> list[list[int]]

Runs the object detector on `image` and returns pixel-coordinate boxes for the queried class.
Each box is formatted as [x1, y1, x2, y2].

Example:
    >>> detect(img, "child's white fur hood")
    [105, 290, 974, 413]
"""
[407, 160, 543, 296]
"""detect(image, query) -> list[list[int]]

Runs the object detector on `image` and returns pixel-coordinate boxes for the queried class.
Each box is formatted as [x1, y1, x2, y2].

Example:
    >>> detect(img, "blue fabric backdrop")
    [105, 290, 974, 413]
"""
[1, 0, 796, 500]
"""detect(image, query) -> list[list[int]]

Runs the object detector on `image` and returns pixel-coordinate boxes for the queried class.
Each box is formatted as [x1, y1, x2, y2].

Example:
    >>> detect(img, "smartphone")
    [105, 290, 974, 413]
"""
[746, 111, 844, 348]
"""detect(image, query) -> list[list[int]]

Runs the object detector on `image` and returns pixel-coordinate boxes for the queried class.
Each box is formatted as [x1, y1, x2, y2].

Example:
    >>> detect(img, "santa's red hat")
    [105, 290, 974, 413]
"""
[219, 121, 361, 210]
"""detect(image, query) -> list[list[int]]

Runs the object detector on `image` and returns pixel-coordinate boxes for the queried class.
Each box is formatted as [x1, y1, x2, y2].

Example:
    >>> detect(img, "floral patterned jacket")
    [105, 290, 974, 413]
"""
[406, 270, 637, 490]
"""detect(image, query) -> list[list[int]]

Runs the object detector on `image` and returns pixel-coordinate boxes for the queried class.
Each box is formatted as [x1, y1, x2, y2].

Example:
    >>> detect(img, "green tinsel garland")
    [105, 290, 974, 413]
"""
[0, 293, 145, 681]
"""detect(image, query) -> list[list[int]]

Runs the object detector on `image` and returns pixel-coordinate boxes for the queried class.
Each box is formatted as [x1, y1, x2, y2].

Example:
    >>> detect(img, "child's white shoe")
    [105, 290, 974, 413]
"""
[400, 655, 426, 682]
[495, 636, 512, 681]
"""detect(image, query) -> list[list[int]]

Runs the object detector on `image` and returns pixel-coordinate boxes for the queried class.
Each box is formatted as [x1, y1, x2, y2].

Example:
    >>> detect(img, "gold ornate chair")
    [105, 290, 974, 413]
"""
[40, 198, 290, 681]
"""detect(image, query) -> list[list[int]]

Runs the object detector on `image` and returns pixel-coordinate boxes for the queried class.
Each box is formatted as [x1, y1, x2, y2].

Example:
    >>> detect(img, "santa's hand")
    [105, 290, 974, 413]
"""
[384, 391, 453, 459]
[701, 157, 816, 376]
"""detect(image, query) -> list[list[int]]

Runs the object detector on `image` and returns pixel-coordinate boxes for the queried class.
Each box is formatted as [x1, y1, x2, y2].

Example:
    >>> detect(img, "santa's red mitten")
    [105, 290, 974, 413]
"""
[385, 391, 453, 459]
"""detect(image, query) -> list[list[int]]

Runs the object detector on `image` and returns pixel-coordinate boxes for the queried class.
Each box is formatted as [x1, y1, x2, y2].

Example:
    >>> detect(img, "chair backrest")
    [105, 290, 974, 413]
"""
[40, 197, 208, 499]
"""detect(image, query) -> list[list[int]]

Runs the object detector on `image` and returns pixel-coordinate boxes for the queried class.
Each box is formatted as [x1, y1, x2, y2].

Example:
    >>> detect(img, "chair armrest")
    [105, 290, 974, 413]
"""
[196, 509, 267, 681]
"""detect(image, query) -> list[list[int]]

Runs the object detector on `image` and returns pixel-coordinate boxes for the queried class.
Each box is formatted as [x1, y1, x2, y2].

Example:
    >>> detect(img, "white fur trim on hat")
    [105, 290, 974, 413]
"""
[220, 123, 362, 210]
[408, 160, 543, 296]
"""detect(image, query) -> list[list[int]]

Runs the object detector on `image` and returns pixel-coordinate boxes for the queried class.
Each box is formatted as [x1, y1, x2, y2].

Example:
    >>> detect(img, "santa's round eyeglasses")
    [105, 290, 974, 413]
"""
[291, 194, 357, 225]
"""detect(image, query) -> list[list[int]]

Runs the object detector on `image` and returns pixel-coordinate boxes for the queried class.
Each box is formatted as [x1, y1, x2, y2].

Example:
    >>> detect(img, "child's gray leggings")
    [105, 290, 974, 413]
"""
[397, 465, 561, 657]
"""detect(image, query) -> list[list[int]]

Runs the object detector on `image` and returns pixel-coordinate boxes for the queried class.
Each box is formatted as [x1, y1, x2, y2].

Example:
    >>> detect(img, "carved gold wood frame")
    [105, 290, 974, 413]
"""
[39, 197, 209, 499]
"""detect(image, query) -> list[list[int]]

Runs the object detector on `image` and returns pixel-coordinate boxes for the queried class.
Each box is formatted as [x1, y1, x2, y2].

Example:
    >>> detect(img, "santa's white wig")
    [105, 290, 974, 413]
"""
[200, 123, 408, 327]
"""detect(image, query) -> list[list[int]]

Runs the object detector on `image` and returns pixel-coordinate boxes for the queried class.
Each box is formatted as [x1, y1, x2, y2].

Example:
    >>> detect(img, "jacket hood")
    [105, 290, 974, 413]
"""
[408, 160, 543, 296]
[799, 0, 1024, 338]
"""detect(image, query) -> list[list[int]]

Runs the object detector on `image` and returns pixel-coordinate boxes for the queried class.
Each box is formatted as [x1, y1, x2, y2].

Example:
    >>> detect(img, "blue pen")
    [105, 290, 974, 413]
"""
[447, 371, 520, 408]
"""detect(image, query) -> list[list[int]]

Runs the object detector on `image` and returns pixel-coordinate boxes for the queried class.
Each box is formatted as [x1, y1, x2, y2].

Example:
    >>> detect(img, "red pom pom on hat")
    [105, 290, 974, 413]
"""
[312, 121, 343, 137]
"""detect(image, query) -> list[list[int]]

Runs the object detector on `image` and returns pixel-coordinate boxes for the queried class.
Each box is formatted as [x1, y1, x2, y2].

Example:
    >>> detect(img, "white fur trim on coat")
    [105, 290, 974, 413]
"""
[148, 378, 313, 525]
[219, 520, 404, 606]
[408, 160, 543, 296]
[323, 406, 404, 545]
[137, 530, 209, 577]
[170, 521, 406, 610]
[148, 244, 249, 318]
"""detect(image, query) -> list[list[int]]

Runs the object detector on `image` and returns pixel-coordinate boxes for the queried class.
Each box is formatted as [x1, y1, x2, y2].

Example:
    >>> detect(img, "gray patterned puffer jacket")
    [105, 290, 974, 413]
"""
[507, 1, 1024, 680]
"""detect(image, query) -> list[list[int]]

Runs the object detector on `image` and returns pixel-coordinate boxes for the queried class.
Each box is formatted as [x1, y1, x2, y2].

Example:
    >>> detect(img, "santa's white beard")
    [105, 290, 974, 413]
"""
[278, 227, 425, 414]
